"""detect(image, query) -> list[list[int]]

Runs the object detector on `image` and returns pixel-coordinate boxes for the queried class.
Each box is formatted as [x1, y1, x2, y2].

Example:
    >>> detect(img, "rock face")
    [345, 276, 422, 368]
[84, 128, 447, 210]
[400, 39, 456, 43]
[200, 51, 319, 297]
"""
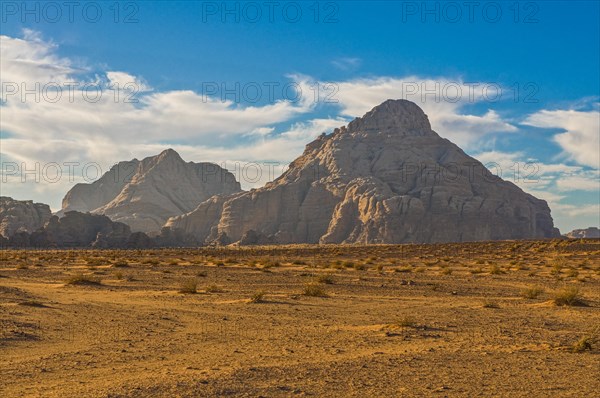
[0, 197, 52, 238]
[565, 227, 600, 239]
[60, 149, 241, 233]
[167, 99, 560, 244]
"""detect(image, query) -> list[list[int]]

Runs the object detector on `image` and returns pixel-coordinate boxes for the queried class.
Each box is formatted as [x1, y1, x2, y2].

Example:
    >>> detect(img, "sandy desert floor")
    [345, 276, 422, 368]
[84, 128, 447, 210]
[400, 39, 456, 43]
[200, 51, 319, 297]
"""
[1, 239, 599, 397]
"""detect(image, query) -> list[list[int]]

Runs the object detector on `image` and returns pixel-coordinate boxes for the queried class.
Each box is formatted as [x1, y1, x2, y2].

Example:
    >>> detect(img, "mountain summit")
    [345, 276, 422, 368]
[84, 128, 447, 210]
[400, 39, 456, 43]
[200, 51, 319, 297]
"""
[61, 149, 241, 233]
[167, 99, 560, 244]
[346, 99, 433, 136]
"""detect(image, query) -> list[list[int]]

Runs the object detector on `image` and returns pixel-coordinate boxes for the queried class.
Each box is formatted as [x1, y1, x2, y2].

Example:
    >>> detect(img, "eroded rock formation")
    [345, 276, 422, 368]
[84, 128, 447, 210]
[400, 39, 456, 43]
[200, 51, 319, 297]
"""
[60, 149, 241, 233]
[167, 99, 560, 244]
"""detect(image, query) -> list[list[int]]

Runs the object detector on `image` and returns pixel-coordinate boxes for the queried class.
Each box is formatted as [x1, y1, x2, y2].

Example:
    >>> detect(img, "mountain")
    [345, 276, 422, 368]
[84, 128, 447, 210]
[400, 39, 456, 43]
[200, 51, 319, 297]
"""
[60, 160, 140, 214]
[166, 99, 560, 244]
[565, 227, 600, 239]
[0, 197, 52, 238]
[60, 149, 241, 233]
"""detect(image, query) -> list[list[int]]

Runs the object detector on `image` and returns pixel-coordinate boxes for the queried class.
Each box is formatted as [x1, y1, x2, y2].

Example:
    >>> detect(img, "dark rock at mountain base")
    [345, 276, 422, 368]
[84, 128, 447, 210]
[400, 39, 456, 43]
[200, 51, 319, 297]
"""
[127, 232, 156, 249]
[153, 227, 199, 247]
[208, 231, 232, 246]
[238, 229, 276, 246]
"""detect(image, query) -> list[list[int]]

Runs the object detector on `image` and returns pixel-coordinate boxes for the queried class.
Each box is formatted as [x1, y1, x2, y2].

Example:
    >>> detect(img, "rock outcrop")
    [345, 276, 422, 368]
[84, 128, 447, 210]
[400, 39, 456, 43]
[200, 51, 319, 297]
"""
[565, 227, 600, 239]
[167, 99, 561, 244]
[60, 149, 241, 233]
[0, 210, 194, 248]
[31, 212, 135, 247]
[0, 197, 52, 238]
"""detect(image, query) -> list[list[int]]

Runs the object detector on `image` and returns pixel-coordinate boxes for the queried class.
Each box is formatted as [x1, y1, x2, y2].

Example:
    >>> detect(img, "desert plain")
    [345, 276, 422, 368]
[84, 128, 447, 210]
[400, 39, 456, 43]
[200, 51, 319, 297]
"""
[1, 239, 599, 397]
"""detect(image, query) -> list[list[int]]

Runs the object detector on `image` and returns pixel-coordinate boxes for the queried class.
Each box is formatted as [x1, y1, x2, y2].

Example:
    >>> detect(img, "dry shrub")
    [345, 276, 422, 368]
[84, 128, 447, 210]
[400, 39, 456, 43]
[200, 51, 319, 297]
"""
[553, 286, 584, 306]
[178, 278, 198, 294]
[489, 265, 505, 275]
[521, 286, 544, 299]
[572, 336, 594, 353]
[249, 290, 266, 303]
[303, 283, 328, 297]
[205, 284, 224, 293]
[65, 273, 101, 285]
[482, 299, 499, 308]
[397, 316, 416, 328]
[316, 274, 334, 284]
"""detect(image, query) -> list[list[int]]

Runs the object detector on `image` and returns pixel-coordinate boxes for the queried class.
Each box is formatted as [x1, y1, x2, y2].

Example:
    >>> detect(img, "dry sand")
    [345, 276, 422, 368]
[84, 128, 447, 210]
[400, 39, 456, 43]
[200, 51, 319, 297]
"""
[1, 240, 599, 397]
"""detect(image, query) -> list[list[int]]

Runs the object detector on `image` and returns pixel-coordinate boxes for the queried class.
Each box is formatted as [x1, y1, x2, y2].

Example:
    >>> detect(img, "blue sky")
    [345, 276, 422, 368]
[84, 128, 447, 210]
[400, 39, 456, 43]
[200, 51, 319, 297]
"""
[1, 1, 599, 232]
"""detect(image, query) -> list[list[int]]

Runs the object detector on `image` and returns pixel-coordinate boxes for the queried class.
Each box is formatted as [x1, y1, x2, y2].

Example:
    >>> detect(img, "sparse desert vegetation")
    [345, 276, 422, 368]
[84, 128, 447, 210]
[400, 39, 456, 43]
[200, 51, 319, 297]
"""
[1, 239, 599, 397]
[521, 285, 545, 299]
[553, 285, 585, 306]
[302, 283, 328, 297]
[178, 278, 198, 294]
[64, 273, 101, 286]
[249, 290, 266, 303]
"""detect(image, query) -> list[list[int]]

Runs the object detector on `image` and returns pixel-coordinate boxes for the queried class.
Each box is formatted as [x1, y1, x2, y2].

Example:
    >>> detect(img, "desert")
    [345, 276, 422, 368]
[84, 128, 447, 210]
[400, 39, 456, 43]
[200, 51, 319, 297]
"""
[2, 2, 599, 396]
[1, 240, 598, 397]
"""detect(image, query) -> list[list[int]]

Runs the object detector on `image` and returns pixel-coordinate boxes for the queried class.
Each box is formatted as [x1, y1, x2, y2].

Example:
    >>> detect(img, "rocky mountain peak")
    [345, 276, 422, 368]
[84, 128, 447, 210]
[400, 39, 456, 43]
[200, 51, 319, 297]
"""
[168, 99, 560, 244]
[157, 148, 182, 161]
[346, 99, 433, 136]
[137, 148, 184, 172]
[61, 150, 242, 233]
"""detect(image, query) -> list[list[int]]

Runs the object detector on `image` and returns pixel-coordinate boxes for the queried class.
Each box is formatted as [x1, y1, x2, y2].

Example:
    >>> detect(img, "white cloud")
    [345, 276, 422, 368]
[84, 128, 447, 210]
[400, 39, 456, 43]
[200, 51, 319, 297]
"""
[555, 172, 600, 192]
[523, 108, 600, 168]
[0, 33, 318, 168]
[106, 71, 152, 92]
[0, 31, 328, 208]
[0, 30, 79, 88]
